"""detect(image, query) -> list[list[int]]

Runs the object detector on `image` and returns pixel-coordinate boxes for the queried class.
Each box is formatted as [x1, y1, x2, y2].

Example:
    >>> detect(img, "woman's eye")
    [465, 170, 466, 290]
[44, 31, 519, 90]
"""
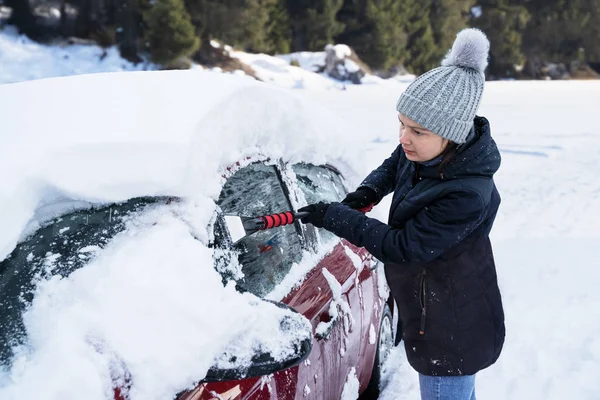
[415, 130, 423, 136]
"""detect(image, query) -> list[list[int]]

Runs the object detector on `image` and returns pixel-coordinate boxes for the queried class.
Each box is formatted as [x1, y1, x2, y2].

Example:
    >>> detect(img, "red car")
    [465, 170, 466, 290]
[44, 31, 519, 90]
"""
[0, 158, 395, 400]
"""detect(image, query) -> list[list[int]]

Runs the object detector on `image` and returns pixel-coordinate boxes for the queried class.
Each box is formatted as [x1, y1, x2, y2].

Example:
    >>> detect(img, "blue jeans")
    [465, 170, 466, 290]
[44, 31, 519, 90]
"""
[419, 374, 476, 400]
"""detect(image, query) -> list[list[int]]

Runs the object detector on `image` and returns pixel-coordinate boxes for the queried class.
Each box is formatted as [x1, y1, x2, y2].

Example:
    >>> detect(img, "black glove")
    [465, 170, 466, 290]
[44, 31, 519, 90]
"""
[298, 202, 330, 228]
[341, 187, 378, 209]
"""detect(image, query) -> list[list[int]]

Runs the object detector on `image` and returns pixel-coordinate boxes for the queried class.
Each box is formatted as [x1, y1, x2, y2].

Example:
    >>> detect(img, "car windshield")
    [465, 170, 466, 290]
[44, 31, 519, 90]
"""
[216, 163, 303, 298]
[292, 163, 347, 243]
[0, 197, 168, 366]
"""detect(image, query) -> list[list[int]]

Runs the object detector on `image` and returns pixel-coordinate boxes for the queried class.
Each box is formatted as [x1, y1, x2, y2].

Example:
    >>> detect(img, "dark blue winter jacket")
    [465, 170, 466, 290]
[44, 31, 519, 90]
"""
[323, 116, 505, 376]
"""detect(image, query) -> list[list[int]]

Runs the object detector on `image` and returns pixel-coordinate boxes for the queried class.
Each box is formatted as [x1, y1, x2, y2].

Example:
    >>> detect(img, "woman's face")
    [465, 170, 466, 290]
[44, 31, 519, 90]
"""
[398, 113, 448, 162]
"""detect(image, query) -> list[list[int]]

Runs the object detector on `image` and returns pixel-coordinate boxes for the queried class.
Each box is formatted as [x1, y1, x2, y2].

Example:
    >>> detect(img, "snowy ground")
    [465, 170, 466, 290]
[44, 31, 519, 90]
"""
[1, 27, 600, 400]
[0, 27, 155, 84]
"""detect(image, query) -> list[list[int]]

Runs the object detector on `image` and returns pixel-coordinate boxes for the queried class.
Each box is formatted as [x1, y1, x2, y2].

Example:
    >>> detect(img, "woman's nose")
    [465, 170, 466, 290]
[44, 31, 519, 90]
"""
[400, 132, 410, 145]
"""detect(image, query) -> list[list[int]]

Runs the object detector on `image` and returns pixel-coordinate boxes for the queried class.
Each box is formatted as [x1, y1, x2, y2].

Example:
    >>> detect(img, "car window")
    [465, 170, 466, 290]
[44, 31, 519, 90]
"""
[217, 163, 303, 298]
[0, 197, 169, 366]
[292, 163, 347, 243]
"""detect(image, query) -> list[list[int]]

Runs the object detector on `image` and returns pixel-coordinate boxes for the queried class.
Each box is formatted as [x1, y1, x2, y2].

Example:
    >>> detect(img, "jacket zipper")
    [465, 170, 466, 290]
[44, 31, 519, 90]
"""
[419, 269, 427, 335]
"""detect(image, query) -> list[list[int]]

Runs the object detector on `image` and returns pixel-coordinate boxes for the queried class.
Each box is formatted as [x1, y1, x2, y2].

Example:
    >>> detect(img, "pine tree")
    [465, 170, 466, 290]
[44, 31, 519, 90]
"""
[115, 0, 142, 62]
[286, 0, 344, 51]
[184, 0, 289, 54]
[403, 0, 437, 74]
[336, 0, 409, 71]
[581, 0, 600, 63]
[471, 0, 530, 78]
[143, 0, 200, 65]
[236, 0, 290, 53]
[335, 0, 367, 51]
[523, 0, 600, 65]
[363, 0, 408, 70]
[5, 0, 40, 39]
[184, 0, 235, 45]
[265, 0, 292, 54]
[429, 0, 471, 60]
[306, 0, 345, 49]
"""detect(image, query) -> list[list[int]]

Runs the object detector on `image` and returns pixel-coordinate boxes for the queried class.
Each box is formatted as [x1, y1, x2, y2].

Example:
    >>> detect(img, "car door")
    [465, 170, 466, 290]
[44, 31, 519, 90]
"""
[288, 163, 378, 397]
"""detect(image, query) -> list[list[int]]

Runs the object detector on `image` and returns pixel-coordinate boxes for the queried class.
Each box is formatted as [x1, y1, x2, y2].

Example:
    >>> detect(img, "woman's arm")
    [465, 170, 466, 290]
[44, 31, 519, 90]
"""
[357, 144, 403, 203]
[322, 190, 486, 265]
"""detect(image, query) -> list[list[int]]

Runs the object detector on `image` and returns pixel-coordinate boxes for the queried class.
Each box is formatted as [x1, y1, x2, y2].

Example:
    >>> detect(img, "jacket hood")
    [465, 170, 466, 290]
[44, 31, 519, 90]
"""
[421, 116, 500, 180]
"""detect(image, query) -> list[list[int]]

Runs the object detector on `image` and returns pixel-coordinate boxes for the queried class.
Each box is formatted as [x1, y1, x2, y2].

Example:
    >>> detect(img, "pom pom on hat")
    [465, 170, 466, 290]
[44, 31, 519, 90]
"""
[396, 28, 490, 144]
[441, 28, 490, 73]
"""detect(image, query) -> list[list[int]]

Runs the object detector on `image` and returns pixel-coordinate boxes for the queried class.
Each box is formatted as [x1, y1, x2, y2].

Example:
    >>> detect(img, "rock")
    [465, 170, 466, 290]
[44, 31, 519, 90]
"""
[569, 60, 600, 79]
[193, 41, 259, 81]
[542, 63, 570, 80]
[324, 44, 369, 84]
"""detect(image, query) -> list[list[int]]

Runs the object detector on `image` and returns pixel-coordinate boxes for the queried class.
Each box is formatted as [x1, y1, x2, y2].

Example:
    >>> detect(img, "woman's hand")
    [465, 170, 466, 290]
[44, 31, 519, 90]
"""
[298, 202, 330, 228]
[342, 187, 378, 209]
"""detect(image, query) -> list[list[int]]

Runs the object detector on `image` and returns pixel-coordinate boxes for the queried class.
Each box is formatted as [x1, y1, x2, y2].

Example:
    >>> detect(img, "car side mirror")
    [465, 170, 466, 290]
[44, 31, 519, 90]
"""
[201, 300, 312, 382]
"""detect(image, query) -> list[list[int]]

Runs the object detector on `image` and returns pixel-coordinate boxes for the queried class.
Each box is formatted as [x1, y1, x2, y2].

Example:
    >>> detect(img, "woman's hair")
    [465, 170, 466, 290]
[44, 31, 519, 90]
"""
[438, 141, 459, 176]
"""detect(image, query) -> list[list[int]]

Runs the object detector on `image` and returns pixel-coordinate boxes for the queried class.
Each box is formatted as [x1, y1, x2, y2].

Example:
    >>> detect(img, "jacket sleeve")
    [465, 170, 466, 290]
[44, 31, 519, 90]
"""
[322, 190, 486, 265]
[358, 145, 403, 203]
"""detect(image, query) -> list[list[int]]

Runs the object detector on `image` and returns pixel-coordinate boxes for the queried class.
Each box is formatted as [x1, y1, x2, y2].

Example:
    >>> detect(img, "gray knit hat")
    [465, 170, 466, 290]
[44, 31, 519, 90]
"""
[396, 28, 490, 144]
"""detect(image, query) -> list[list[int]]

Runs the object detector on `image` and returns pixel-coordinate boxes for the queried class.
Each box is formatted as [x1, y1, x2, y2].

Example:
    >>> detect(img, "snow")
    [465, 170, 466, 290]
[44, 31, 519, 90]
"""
[230, 49, 340, 90]
[369, 324, 377, 345]
[344, 58, 360, 74]
[318, 268, 355, 357]
[265, 239, 339, 302]
[276, 51, 325, 73]
[340, 367, 360, 400]
[232, 47, 412, 89]
[342, 245, 363, 271]
[259, 374, 273, 392]
[375, 259, 390, 301]
[1, 27, 600, 400]
[0, 201, 311, 400]
[303, 384, 311, 396]
[314, 264, 358, 342]
[314, 298, 339, 339]
[0, 27, 154, 84]
[322, 267, 342, 300]
[332, 44, 352, 59]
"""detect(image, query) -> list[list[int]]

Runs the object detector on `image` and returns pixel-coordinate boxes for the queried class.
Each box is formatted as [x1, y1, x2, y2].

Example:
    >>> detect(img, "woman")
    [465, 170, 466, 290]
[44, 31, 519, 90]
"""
[299, 28, 505, 400]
